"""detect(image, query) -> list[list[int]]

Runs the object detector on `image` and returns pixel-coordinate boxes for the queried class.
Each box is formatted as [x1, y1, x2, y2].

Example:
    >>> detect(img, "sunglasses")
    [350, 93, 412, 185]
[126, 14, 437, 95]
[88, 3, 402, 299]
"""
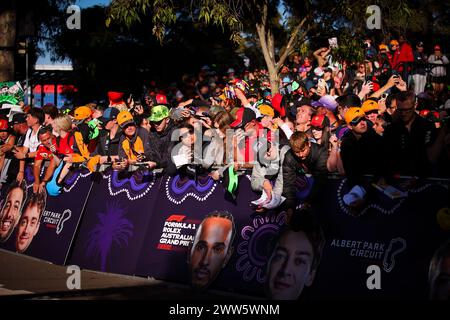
[365, 110, 378, 116]
[152, 119, 164, 126]
[350, 117, 366, 126]
[123, 123, 136, 130]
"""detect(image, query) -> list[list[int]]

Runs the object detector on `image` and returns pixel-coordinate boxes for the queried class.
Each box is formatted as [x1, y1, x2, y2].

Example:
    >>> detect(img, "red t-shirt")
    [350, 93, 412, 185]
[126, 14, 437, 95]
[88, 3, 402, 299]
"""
[35, 138, 57, 161]
[57, 133, 74, 155]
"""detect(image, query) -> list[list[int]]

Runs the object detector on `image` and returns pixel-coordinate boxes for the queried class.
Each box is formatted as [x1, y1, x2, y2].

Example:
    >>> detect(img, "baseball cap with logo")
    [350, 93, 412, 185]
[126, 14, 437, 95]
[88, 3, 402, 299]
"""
[98, 107, 120, 124]
[73, 106, 93, 121]
[155, 94, 168, 105]
[148, 105, 170, 122]
[117, 110, 135, 128]
[335, 94, 361, 108]
[11, 113, 27, 125]
[258, 104, 275, 118]
[361, 99, 379, 113]
[311, 95, 338, 111]
[344, 107, 366, 125]
[230, 107, 256, 128]
[434, 45, 441, 51]
[310, 114, 328, 129]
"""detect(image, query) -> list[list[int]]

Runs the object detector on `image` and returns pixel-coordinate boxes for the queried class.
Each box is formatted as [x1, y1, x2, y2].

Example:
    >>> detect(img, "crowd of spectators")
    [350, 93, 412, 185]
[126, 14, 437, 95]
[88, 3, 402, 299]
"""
[1, 36, 449, 220]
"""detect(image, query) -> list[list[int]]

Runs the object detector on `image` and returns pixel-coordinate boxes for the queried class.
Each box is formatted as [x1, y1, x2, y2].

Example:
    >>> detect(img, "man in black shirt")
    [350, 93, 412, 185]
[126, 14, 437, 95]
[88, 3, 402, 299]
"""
[10, 113, 28, 183]
[281, 132, 329, 217]
[384, 91, 440, 179]
[340, 107, 387, 207]
[411, 41, 428, 95]
[87, 107, 122, 171]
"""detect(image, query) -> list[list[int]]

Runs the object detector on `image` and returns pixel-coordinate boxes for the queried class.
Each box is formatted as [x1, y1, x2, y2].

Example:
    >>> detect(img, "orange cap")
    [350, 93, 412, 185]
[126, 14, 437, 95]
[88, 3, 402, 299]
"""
[361, 100, 379, 113]
[344, 107, 365, 124]
[73, 106, 93, 120]
[117, 110, 135, 128]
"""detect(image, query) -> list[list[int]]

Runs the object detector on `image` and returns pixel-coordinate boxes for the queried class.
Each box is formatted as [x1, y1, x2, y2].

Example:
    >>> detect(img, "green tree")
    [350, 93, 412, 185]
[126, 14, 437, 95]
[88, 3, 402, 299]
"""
[47, 5, 242, 103]
[0, 0, 70, 82]
[108, 0, 316, 95]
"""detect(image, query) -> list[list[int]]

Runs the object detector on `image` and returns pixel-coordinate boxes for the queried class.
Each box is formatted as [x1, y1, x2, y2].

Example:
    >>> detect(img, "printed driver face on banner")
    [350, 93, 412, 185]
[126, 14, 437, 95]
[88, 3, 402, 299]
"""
[15, 193, 46, 253]
[429, 240, 450, 300]
[0, 186, 26, 242]
[267, 230, 316, 300]
[189, 213, 234, 290]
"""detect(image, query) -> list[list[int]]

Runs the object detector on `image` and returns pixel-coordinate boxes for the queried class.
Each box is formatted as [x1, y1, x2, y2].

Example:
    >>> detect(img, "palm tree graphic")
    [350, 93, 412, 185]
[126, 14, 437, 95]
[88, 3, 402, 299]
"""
[85, 201, 134, 271]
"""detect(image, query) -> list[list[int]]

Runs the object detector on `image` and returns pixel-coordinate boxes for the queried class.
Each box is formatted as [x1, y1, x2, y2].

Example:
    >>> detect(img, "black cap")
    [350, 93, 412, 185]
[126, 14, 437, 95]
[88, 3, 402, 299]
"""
[335, 94, 361, 108]
[230, 107, 256, 128]
[98, 107, 120, 124]
[11, 113, 27, 125]
[248, 87, 259, 98]
[289, 96, 312, 116]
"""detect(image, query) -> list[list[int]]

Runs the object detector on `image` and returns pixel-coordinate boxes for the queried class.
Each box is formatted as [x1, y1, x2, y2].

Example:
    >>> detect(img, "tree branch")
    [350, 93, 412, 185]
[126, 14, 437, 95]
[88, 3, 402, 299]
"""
[277, 17, 308, 70]
[255, 1, 275, 72]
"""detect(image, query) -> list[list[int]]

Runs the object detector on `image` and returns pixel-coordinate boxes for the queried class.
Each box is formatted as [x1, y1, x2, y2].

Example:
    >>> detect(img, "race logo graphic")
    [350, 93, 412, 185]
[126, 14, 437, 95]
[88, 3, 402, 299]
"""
[337, 179, 449, 217]
[24, 165, 91, 193]
[330, 237, 407, 272]
[63, 168, 91, 192]
[41, 209, 72, 235]
[165, 174, 217, 204]
[382, 237, 407, 273]
[157, 214, 199, 252]
[236, 212, 286, 283]
[105, 170, 156, 201]
[85, 201, 133, 271]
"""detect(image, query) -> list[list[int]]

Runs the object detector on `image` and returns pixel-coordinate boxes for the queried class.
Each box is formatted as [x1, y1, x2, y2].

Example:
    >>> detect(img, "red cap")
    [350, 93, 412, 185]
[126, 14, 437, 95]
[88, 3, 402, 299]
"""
[156, 94, 168, 105]
[310, 114, 327, 129]
[419, 109, 430, 117]
[107, 91, 124, 104]
[434, 45, 441, 51]
[230, 107, 257, 128]
[0, 119, 8, 131]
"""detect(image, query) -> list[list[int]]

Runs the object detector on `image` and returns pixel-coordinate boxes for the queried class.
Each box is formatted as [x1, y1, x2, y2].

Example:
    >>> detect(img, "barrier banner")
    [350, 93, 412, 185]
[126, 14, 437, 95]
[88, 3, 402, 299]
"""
[309, 178, 450, 300]
[135, 174, 289, 296]
[0, 165, 93, 264]
[68, 169, 160, 275]
[2, 165, 449, 300]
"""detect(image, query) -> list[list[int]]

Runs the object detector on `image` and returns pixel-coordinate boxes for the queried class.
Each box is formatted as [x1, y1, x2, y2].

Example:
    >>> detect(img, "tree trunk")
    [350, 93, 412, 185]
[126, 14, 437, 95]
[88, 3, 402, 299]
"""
[0, 3, 16, 82]
[268, 67, 279, 96]
[256, 20, 279, 96]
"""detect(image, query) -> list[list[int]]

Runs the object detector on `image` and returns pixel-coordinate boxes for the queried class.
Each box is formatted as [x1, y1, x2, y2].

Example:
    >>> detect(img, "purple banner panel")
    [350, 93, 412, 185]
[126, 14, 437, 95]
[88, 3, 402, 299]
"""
[0, 165, 93, 265]
[68, 169, 161, 276]
[135, 174, 287, 297]
[309, 178, 450, 300]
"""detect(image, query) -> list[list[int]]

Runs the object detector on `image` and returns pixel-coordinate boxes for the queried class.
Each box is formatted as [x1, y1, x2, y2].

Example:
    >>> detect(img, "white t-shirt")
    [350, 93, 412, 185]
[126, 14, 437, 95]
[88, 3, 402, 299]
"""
[23, 127, 42, 152]
[428, 54, 449, 77]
